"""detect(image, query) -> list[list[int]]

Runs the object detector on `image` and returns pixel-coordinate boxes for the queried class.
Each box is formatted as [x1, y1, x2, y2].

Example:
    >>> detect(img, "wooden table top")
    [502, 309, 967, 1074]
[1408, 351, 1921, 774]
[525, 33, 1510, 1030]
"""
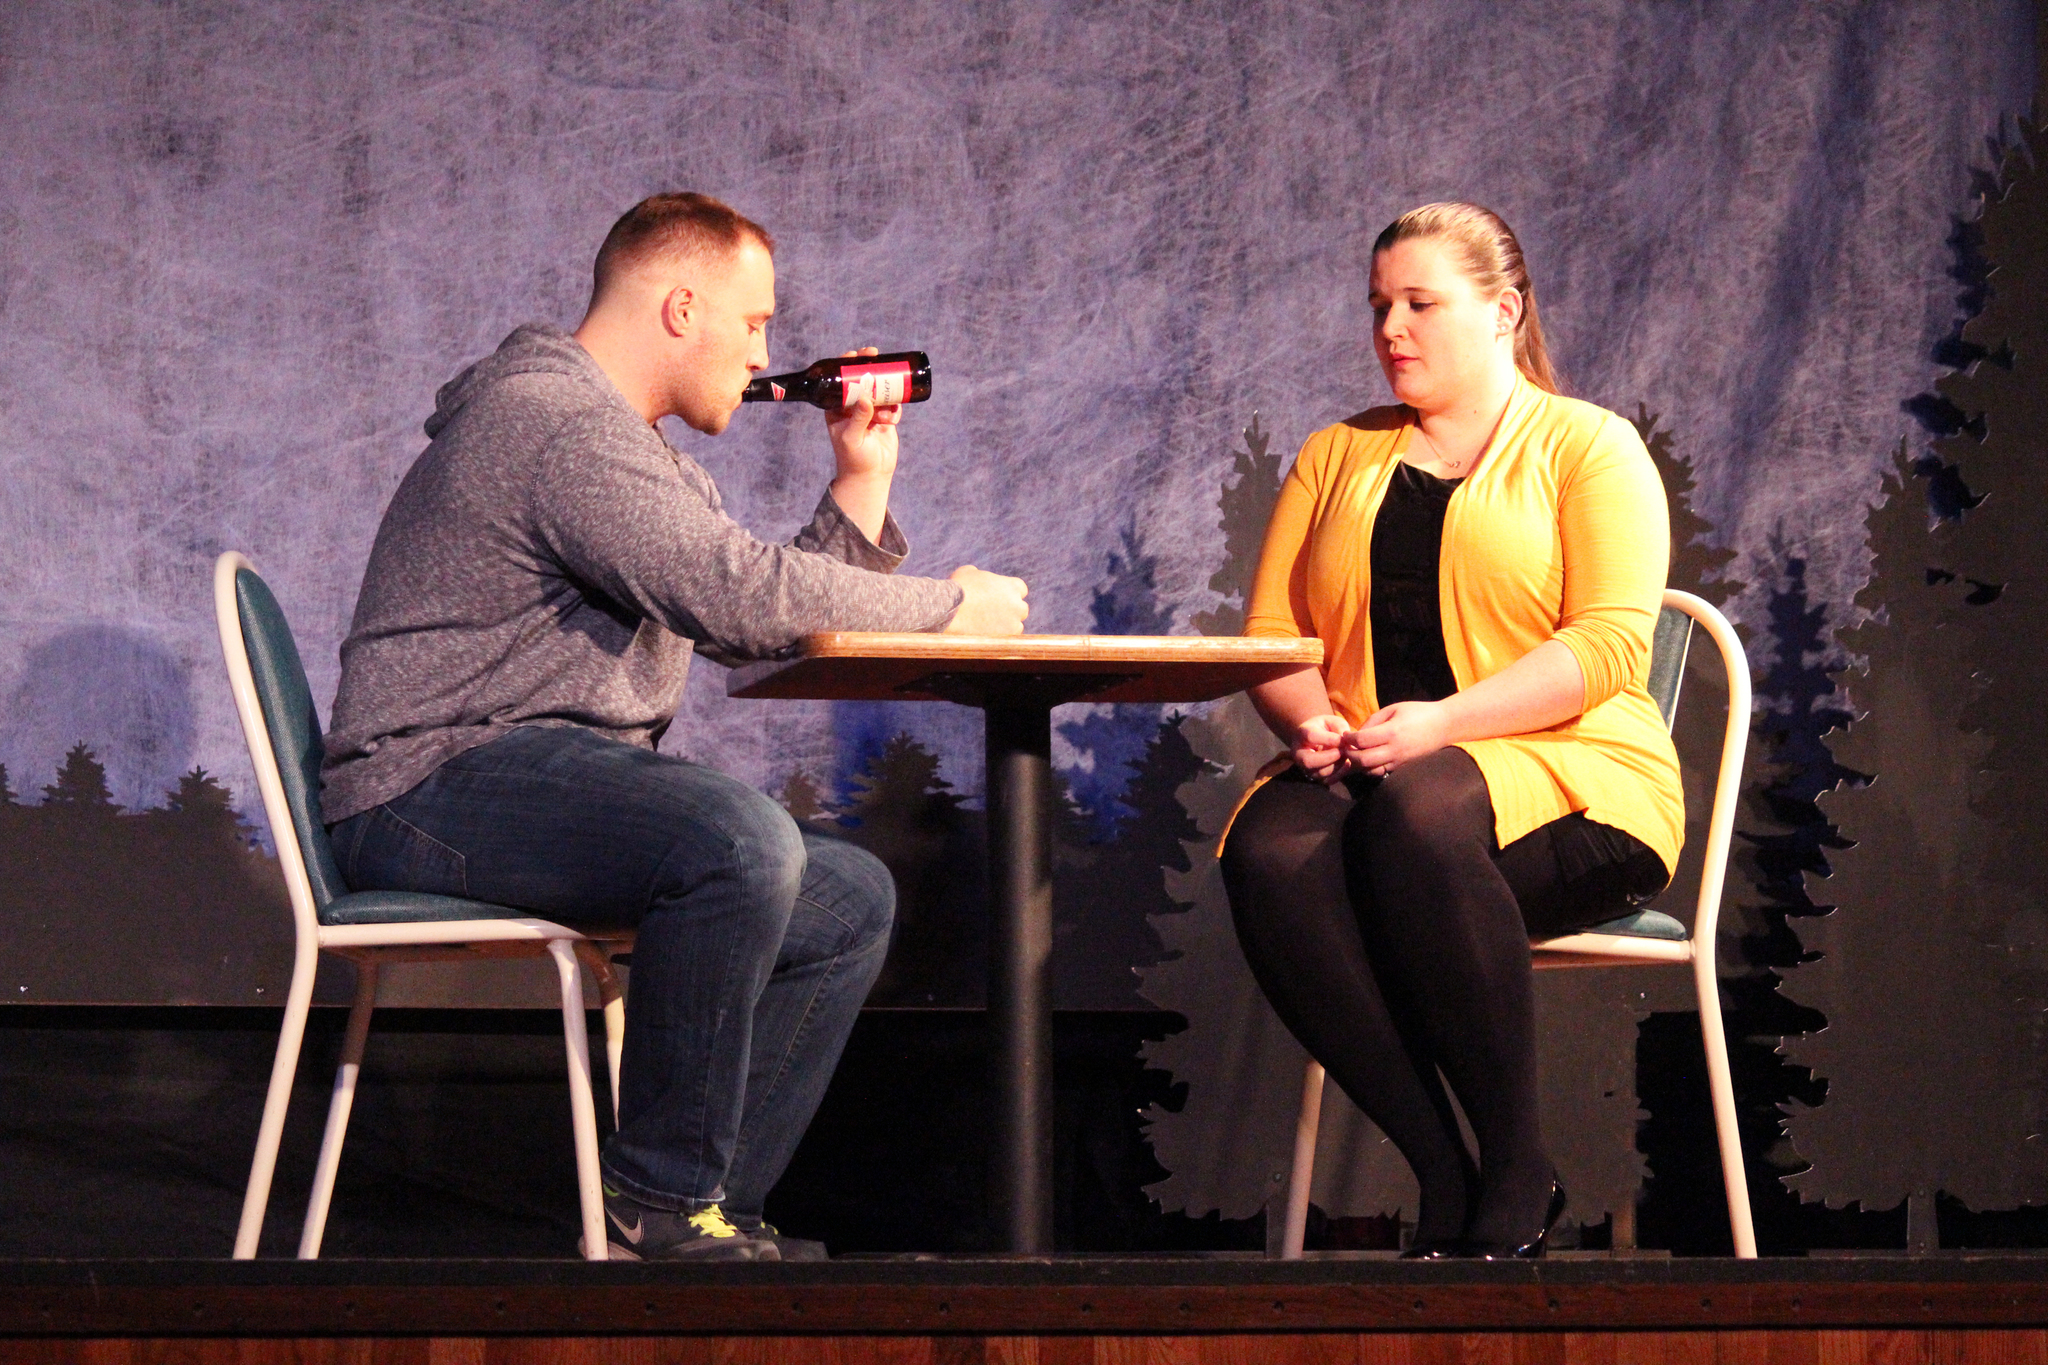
[726, 633, 1323, 705]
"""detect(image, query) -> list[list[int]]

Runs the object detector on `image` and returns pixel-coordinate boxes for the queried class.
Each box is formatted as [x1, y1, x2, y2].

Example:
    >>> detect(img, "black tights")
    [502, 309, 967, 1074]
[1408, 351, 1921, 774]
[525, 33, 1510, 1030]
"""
[1220, 747, 1664, 1245]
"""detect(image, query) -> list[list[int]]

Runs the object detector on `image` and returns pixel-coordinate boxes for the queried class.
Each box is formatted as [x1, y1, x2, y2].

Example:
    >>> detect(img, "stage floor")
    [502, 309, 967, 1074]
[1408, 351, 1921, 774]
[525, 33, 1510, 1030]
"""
[6, 1254, 2048, 1338]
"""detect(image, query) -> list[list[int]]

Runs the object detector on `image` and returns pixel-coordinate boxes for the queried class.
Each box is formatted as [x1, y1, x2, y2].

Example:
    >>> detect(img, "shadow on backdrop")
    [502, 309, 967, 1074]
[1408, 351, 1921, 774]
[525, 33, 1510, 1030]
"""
[5, 625, 197, 811]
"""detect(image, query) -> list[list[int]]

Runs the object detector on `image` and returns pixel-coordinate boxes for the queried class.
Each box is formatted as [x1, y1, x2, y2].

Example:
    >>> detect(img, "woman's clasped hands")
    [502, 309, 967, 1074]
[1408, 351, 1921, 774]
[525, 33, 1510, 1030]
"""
[1292, 700, 1455, 783]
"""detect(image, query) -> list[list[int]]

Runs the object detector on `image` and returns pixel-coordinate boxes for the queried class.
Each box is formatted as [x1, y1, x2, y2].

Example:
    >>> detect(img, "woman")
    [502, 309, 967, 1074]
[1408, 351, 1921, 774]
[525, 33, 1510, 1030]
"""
[1223, 202, 1682, 1259]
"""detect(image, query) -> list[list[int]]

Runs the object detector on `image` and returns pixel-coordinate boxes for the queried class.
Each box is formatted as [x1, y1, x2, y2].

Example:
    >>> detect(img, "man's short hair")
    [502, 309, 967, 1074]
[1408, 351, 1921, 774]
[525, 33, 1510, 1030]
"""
[590, 192, 774, 300]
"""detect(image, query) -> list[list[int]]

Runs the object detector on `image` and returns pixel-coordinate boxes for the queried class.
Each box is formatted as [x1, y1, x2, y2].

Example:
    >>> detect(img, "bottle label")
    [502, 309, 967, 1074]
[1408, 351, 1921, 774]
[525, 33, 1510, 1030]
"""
[770, 381, 787, 401]
[838, 361, 911, 407]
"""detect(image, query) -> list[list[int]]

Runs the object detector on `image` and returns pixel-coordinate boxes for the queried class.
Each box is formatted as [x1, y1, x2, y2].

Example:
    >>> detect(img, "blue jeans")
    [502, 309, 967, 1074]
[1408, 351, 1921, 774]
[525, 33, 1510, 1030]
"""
[330, 724, 893, 1219]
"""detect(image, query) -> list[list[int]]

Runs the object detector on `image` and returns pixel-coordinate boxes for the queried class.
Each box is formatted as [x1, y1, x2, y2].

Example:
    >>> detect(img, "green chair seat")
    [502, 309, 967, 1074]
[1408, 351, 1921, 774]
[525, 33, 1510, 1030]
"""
[318, 890, 544, 927]
[1574, 908, 1688, 941]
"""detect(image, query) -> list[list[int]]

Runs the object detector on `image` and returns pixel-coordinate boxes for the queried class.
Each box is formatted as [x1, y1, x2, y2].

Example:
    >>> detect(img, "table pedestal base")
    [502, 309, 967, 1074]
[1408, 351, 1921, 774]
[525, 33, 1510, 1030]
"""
[985, 699, 1055, 1254]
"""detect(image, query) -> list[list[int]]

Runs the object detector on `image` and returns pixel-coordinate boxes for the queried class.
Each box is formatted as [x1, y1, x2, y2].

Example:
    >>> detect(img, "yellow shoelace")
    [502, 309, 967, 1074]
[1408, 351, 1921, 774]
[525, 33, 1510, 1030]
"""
[687, 1207, 742, 1240]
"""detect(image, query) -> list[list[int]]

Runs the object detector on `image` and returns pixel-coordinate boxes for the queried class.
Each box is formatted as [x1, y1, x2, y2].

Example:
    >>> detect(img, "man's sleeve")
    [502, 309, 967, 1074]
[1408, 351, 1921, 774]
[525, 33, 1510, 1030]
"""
[529, 411, 963, 662]
[790, 488, 916, 571]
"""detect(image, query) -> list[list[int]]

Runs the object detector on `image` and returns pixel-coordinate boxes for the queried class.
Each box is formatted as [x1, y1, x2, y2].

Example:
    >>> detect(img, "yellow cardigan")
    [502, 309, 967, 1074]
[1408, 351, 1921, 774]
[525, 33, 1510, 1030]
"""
[1242, 377, 1684, 878]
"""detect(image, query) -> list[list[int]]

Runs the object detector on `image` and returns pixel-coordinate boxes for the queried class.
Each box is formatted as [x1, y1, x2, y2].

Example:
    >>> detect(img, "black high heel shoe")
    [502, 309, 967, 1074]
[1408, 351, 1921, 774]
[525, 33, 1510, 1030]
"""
[1401, 1158, 1483, 1259]
[1462, 1179, 1567, 1260]
[1399, 1238, 1464, 1261]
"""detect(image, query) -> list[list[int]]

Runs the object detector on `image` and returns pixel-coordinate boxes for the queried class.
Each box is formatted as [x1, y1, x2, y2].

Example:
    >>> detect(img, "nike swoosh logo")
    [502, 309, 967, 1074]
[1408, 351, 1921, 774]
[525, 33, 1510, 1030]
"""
[607, 1206, 644, 1245]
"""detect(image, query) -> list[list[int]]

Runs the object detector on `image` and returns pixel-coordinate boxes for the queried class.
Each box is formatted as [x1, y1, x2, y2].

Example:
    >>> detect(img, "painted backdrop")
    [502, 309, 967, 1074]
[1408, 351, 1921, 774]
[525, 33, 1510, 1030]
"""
[0, 0, 2034, 1227]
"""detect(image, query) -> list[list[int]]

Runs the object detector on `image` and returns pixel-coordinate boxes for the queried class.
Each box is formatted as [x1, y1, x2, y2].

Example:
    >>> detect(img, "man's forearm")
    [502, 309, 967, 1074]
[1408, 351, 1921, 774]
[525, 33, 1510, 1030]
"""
[829, 471, 892, 545]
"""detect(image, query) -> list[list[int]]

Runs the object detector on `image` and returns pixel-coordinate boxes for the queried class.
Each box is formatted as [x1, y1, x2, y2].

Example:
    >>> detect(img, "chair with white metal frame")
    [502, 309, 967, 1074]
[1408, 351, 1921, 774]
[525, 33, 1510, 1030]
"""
[213, 551, 633, 1260]
[1275, 588, 1758, 1259]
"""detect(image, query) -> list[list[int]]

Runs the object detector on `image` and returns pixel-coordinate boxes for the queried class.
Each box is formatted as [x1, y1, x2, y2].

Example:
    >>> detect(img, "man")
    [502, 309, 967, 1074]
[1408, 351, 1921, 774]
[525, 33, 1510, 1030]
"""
[320, 193, 1029, 1261]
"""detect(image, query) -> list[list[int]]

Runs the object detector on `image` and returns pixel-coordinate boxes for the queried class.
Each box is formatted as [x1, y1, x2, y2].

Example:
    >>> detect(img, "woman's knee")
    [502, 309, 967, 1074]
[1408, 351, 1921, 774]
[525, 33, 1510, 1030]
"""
[1220, 777, 1351, 927]
[1219, 782, 1380, 1028]
[1219, 832, 1293, 908]
[1352, 748, 1494, 864]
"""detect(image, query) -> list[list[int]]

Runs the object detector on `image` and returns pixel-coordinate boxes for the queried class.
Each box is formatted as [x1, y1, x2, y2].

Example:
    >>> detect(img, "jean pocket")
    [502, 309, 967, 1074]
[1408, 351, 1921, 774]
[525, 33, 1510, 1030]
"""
[356, 804, 469, 898]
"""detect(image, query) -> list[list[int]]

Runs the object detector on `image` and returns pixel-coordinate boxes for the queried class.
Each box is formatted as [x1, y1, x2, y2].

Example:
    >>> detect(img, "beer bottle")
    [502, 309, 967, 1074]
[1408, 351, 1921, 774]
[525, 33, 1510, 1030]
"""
[742, 352, 932, 409]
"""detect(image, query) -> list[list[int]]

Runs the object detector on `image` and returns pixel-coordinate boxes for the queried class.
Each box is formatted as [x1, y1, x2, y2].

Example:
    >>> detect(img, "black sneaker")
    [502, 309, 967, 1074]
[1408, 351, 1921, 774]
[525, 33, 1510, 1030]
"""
[588, 1185, 780, 1261]
[732, 1218, 828, 1262]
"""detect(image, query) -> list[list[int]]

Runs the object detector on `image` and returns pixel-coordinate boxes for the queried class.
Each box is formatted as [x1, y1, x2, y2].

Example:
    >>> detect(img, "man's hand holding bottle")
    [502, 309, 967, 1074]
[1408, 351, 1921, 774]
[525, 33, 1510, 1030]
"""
[811, 346, 1027, 637]
[748, 344, 1029, 637]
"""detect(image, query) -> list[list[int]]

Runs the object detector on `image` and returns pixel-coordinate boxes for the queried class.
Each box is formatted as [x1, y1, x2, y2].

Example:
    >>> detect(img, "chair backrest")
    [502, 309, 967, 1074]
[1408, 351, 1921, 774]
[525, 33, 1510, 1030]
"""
[1654, 589, 1750, 952]
[213, 553, 350, 923]
[1647, 605, 1695, 731]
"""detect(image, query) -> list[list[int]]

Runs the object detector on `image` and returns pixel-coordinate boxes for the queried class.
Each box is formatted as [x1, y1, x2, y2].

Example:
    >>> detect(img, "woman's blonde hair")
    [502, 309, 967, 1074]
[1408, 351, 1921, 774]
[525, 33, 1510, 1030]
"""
[1373, 202, 1560, 395]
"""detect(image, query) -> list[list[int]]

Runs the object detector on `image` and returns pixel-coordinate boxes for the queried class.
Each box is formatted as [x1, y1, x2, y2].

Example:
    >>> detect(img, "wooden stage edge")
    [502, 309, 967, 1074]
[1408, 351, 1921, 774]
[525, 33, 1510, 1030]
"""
[5, 1256, 2048, 1340]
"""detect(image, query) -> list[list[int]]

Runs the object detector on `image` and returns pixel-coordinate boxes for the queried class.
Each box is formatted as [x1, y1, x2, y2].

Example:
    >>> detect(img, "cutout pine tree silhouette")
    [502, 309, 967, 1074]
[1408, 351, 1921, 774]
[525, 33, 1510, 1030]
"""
[1192, 414, 1284, 638]
[163, 766, 237, 819]
[1634, 405, 1737, 607]
[1060, 517, 1176, 840]
[1783, 448, 2019, 1233]
[0, 744, 290, 1002]
[1050, 514, 1204, 1004]
[1091, 520, 1175, 637]
[776, 768, 832, 824]
[1785, 118, 2048, 1235]
[1627, 406, 1845, 1252]
[1055, 714, 1206, 1008]
[1146, 411, 1319, 1221]
[836, 732, 986, 1006]
[41, 742, 118, 811]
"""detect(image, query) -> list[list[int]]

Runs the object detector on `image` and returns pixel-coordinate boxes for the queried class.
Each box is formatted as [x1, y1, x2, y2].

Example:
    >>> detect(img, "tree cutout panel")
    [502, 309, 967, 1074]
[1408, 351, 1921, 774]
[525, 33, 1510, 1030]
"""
[0, 738, 614, 1008]
[1053, 717, 1203, 1010]
[1059, 517, 1176, 841]
[1191, 413, 1281, 639]
[0, 745, 317, 1004]
[1786, 121, 2048, 1224]
[1143, 415, 1312, 1219]
[798, 722, 1200, 1010]
[812, 734, 988, 1009]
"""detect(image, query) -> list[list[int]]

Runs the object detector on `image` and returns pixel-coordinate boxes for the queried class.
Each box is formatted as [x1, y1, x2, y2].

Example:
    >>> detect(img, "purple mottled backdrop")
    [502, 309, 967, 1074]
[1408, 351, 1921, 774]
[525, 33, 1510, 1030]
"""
[0, 0, 2034, 1226]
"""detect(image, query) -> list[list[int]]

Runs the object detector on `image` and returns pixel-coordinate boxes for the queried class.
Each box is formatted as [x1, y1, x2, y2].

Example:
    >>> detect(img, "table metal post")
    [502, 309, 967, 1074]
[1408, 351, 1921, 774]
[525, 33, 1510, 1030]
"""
[985, 696, 1056, 1253]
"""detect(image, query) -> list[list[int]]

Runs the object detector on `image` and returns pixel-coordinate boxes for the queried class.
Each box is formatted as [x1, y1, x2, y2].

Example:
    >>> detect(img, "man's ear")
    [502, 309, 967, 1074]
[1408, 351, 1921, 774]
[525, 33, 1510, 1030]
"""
[661, 284, 696, 337]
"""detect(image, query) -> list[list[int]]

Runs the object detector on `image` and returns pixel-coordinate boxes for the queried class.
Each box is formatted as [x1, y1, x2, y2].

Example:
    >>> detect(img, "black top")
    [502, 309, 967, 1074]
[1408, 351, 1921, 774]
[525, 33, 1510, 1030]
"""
[1361, 460, 1664, 892]
[1369, 461, 1463, 706]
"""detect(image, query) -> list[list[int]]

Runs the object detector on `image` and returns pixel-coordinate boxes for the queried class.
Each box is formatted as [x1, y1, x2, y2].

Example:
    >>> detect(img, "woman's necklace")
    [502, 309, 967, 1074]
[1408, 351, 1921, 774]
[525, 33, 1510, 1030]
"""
[1413, 393, 1514, 475]
[1413, 424, 1471, 474]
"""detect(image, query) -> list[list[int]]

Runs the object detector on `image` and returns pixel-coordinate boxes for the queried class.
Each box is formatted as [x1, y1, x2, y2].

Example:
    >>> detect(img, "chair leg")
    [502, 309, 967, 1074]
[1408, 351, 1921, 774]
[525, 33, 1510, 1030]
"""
[603, 996, 625, 1130]
[1280, 1061, 1326, 1260]
[551, 940, 609, 1261]
[233, 946, 319, 1259]
[1694, 946, 1758, 1258]
[299, 960, 379, 1259]
[575, 941, 627, 1129]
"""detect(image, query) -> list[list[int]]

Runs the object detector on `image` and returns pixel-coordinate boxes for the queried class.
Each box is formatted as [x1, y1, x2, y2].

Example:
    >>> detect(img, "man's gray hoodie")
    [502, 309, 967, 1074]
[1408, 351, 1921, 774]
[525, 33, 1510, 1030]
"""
[320, 324, 963, 825]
